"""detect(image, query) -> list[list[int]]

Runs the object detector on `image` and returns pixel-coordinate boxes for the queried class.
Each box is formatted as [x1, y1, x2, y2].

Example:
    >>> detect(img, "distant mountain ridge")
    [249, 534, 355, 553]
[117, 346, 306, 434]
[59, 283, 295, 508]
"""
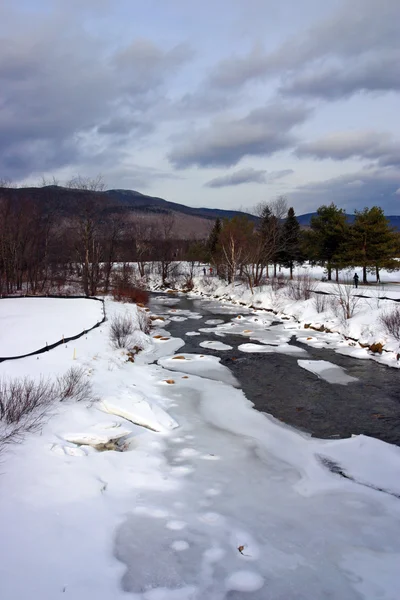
[1, 185, 399, 230]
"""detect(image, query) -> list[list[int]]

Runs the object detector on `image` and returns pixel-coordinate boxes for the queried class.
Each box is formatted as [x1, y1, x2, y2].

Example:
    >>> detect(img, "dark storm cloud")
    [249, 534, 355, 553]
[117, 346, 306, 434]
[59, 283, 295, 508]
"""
[168, 104, 310, 168]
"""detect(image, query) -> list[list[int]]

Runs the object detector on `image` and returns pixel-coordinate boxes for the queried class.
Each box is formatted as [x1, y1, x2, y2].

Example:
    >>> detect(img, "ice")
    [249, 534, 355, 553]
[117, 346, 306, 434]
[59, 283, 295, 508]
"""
[199, 340, 232, 351]
[204, 319, 224, 325]
[2, 293, 400, 599]
[225, 570, 264, 593]
[185, 331, 200, 336]
[100, 391, 179, 432]
[239, 342, 307, 355]
[63, 422, 131, 447]
[319, 434, 400, 496]
[298, 359, 358, 384]
[158, 354, 239, 387]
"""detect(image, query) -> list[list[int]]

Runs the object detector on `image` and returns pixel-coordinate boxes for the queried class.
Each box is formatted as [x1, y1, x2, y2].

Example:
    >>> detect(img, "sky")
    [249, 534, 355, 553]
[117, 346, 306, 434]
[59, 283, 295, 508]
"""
[1, 0, 400, 215]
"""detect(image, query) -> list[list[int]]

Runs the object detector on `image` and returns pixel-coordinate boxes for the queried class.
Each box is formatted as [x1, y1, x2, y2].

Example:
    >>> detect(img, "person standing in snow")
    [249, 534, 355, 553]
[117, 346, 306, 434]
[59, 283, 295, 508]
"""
[353, 273, 359, 289]
[203, 267, 206, 276]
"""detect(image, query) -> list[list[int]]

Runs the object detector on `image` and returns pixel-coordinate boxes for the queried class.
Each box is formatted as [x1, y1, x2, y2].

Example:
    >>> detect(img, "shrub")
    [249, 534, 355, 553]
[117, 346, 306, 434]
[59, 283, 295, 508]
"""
[109, 314, 135, 349]
[57, 367, 96, 403]
[183, 275, 194, 291]
[380, 306, 400, 341]
[331, 280, 361, 321]
[271, 274, 287, 292]
[287, 273, 316, 301]
[113, 285, 149, 305]
[313, 293, 328, 313]
[0, 377, 57, 447]
[112, 264, 149, 305]
[137, 309, 151, 335]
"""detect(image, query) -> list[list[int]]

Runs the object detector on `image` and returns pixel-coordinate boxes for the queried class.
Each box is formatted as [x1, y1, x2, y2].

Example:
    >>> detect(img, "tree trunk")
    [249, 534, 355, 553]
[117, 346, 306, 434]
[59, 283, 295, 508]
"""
[289, 261, 293, 280]
[273, 262, 277, 277]
[363, 265, 367, 284]
[375, 265, 380, 283]
[335, 267, 339, 282]
[327, 266, 332, 281]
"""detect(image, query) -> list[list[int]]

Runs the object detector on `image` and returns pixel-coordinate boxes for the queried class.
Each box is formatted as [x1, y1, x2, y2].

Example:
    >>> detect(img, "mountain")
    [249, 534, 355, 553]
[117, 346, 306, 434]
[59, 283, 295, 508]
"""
[1, 185, 399, 232]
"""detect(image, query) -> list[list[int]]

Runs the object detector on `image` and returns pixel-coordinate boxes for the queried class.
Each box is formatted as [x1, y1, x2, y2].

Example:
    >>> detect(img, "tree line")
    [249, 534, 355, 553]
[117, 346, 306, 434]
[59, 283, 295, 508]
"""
[1, 177, 399, 296]
[0, 177, 190, 296]
[202, 201, 400, 287]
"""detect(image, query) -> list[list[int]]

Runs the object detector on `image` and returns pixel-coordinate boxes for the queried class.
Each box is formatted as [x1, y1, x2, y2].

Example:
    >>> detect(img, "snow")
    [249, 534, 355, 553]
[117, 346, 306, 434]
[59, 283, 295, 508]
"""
[168, 264, 400, 369]
[239, 342, 307, 355]
[63, 422, 131, 447]
[0, 297, 103, 356]
[298, 359, 358, 384]
[100, 390, 179, 432]
[199, 340, 233, 351]
[158, 353, 240, 387]
[1, 293, 400, 599]
[225, 570, 264, 593]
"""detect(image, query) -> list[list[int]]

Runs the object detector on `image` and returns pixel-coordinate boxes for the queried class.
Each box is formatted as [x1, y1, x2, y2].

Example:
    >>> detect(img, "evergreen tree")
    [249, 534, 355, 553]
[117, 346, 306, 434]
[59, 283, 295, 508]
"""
[207, 218, 221, 258]
[279, 207, 301, 279]
[344, 206, 398, 283]
[309, 203, 348, 281]
[259, 205, 281, 277]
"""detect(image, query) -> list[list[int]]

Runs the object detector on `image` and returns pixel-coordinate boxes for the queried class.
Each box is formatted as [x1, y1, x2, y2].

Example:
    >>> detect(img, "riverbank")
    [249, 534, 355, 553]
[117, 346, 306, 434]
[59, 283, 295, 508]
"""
[1, 293, 400, 598]
[148, 266, 400, 369]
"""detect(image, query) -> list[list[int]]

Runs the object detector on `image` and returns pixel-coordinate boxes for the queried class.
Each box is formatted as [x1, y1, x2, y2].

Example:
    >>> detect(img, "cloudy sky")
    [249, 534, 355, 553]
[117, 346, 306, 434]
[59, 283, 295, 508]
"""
[1, 0, 400, 214]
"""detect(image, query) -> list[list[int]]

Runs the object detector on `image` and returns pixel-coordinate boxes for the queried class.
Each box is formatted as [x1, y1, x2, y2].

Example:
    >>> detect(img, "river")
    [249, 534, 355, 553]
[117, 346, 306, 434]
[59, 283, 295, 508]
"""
[150, 292, 400, 446]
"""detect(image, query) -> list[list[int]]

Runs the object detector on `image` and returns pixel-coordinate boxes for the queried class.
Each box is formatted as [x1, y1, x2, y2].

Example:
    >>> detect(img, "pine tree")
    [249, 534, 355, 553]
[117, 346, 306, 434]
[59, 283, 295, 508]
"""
[279, 207, 301, 279]
[309, 203, 348, 281]
[207, 218, 221, 257]
[344, 206, 398, 284]
[259, 206, 281, 277]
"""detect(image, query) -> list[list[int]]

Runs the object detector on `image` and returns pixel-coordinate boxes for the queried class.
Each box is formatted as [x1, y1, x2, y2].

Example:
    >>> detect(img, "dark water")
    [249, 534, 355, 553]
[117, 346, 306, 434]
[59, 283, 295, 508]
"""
[150, 294, 400, 446]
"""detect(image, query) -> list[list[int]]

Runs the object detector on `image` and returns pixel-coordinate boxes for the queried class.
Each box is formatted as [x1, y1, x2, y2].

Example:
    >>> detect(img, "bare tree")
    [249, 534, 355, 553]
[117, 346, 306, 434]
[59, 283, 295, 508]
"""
[66, 176, 106, 296]
[66, 174, 106, 192]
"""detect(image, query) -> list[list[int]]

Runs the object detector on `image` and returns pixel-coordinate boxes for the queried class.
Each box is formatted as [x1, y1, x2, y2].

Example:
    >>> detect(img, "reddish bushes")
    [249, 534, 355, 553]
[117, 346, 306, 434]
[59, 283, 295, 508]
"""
[113, 285, 149, 305]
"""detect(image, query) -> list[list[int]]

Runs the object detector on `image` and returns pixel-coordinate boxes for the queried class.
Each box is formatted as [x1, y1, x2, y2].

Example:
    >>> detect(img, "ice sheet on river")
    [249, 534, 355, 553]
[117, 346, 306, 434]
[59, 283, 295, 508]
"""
[298, 359, 358, 384]
[199, 340, 233, 351]
[158, 353, 239, 387]
[239, 342, 307, 355]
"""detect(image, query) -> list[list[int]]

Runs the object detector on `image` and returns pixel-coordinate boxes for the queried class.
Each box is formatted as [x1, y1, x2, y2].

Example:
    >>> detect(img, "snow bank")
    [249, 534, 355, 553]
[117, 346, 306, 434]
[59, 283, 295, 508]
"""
[100, 390, 178, 433]
[0, 297, 103, 356]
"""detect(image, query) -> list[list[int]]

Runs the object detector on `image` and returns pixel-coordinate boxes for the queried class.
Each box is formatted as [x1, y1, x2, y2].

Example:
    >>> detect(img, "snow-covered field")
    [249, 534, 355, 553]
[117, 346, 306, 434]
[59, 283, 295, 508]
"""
[0, 297, 103, 356]
[1, 295, 400, 599]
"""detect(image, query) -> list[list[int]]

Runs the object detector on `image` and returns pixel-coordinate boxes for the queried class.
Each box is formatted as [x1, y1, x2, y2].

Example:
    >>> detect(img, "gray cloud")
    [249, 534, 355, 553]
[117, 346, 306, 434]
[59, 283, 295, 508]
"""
[0, 14, 192, 180]
[282, 52, 400, 99]
[290, 167, 400, 214]
[267, 169, 294, 181]
[296, 131, 400, 167]
[168, 103, 310, 168]
[205, 167, 294, 188]
[208, 0, 400, 100]
[205, 168, 267, 188]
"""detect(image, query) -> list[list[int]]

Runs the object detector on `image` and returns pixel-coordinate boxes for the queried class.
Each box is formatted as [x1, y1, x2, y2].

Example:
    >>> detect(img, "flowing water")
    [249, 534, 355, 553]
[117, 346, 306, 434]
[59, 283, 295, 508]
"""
[150, 293, 400, 446]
